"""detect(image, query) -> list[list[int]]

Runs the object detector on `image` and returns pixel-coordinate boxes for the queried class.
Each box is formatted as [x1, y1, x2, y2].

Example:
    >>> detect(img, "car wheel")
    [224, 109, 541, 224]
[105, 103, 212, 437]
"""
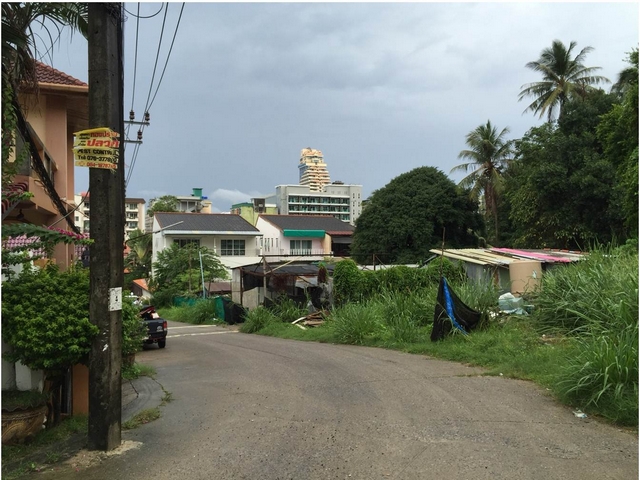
[158, 340, 166, 349]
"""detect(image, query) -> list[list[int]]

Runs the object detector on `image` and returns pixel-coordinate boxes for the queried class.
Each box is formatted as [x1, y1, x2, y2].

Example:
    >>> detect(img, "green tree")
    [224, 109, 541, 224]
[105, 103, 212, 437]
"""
[518, 40, 609, 122]
[151, 243, 228, 296]
[451, 120, 512, 245]
[611, 48, 638, 97]
[147, 195, 179, 217]
[505, 90, 625, 248]
[350, 167, 483, 264]
[125, 229, 152, 277]
[598, 49, 639, 238]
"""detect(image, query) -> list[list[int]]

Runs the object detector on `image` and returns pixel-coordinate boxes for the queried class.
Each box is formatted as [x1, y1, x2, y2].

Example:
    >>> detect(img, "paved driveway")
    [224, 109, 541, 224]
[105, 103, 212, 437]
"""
[42, 321, 638, 479]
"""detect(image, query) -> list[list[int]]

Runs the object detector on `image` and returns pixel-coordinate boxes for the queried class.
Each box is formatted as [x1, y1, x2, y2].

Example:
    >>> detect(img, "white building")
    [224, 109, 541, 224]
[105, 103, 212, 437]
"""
[74, 192, 145, 238]
[273, 182, 363, 225]
[151, 212, 263, 276]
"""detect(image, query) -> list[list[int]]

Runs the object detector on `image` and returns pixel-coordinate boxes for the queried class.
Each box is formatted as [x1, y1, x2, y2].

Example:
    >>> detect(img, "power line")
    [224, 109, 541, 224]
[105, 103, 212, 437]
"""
[148, 2, 185, 111]
[124, 4, 164, 19]
[125, 2, 141, 142]
[126, 3, 186, 188]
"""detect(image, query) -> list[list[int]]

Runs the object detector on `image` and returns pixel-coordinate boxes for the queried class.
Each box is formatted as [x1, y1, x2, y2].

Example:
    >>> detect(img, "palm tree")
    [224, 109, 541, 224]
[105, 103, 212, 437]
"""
[451, 120, 512, 245]
[2, 3, 88, 90]
[518, 40, 609, 122]
[611, 48, 638, 97]
[2, 3, 88, 188]
[125, 229, 152, 277]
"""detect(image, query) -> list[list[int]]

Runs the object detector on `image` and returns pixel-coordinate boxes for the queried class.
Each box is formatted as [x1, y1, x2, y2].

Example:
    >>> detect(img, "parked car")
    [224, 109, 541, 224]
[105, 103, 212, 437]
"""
[138, 305, 167, 349]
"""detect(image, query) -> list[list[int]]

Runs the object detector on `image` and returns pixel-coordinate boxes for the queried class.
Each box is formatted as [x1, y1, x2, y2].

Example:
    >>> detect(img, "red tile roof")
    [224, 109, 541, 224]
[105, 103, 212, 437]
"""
[35, 61, 87, 87]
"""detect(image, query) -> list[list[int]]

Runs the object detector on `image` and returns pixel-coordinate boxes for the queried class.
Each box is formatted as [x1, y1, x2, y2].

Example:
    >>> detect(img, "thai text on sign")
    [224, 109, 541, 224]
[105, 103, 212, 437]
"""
[73, 127, 120, 169]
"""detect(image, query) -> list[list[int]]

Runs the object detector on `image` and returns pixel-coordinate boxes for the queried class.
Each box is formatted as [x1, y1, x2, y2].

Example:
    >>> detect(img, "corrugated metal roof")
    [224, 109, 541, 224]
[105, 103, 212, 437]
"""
[155, 212, 259, 233]
[429, 248, 585, 266]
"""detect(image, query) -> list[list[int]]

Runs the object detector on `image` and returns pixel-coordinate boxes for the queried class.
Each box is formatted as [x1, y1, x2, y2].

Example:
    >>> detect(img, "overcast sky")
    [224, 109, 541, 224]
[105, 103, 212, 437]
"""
[45, 2, 638, 212]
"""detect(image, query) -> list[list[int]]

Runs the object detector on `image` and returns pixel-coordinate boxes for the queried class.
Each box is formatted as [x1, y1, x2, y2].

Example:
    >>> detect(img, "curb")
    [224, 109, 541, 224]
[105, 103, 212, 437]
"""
[122, 376, 165, 423]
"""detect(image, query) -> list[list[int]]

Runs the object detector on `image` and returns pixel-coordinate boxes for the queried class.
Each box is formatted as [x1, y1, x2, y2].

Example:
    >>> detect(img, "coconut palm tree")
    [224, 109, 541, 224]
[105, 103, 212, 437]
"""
[2, 3, 88, 89]
[518, 40, 609, 122]
[611, 48, 638, 97]
[451, 120, 513, 245]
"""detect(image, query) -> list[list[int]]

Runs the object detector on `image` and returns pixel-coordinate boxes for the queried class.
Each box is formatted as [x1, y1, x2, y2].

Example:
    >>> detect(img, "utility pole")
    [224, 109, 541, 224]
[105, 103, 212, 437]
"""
[87, 3, 125, 451]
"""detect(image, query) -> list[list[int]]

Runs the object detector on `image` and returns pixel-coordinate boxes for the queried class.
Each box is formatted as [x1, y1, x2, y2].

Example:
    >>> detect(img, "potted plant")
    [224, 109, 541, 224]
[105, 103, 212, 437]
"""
[1, 389, 49, 445]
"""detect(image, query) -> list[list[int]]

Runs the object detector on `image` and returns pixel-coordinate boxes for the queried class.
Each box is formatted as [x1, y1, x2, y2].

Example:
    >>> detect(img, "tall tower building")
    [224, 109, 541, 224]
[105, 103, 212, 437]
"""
[298, 148, 330, 192]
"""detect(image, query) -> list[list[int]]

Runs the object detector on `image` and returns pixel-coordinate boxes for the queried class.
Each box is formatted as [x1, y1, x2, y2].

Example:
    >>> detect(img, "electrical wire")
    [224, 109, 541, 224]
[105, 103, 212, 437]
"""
[124, 4, 164, 19]
[126, 3, 186, 188]
[147, 2, 185, 111]
[142, 3, 168, 114]
[125, 3, 168, 187]
[125, 2, 141, 142]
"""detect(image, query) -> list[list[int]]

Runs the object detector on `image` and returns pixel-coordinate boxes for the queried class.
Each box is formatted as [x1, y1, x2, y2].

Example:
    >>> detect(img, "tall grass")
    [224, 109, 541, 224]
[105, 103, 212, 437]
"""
[534, 248, 638, 332]
[533, 247, 639, 425]
[159, 298, 221, 325]
[240, 306, 280, 334]
[330, 302, 384, 345]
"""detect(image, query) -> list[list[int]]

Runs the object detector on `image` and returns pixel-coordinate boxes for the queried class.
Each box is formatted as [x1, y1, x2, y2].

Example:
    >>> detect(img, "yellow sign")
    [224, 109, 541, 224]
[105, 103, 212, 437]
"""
[73, 127, 120, 169]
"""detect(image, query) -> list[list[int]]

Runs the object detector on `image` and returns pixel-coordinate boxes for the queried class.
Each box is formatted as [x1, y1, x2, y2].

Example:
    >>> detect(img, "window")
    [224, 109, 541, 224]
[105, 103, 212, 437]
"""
[221, 239, 245, 256]
[175, 239, 200, 248]
[290, 240, 312, 255]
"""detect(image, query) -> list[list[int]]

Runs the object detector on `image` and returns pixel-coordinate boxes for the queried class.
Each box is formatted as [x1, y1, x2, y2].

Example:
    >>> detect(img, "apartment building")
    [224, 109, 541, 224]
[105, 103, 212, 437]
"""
[274, 182, 362, 226]
[75, 192, 145, 238]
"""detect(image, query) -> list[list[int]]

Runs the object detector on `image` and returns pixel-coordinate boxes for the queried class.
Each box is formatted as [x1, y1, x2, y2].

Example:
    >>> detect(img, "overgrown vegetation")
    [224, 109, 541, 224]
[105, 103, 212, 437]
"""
[1, 415, 87, 480]
[244, 253, 638, 427]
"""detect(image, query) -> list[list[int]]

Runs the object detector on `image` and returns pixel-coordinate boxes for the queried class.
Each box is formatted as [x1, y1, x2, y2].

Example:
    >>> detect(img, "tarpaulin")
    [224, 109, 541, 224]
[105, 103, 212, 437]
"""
[431, 277, 482, 341]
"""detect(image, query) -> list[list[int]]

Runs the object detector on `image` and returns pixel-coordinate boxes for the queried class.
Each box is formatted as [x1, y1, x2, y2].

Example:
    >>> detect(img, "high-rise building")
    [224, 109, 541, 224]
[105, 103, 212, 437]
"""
[298, 148, 330, 192]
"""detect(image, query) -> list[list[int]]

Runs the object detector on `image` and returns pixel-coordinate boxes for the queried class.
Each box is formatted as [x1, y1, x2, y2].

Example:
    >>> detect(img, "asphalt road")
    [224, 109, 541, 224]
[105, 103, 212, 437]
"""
[42, 321, 637, 480]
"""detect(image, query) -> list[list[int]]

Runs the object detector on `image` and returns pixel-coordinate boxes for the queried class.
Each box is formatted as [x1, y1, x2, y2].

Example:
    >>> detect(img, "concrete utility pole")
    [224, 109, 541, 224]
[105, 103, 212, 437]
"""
[87, 3, 125, 451]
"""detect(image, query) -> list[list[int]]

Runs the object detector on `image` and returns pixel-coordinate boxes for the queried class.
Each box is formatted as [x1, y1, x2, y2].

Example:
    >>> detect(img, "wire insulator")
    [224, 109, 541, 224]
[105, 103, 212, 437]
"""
[144, 111, 150, 122]
[137, 130, 143, 141]
[129, 110, 135, 120]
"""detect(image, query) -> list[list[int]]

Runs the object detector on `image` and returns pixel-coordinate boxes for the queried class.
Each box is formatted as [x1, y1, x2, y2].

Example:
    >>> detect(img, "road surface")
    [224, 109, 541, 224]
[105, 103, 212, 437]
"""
[42, 321, 638, 479]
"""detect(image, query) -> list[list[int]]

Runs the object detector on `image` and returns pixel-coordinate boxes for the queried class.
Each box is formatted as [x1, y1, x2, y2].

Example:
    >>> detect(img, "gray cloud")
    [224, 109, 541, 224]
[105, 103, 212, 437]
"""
[47, 2, 638, 213]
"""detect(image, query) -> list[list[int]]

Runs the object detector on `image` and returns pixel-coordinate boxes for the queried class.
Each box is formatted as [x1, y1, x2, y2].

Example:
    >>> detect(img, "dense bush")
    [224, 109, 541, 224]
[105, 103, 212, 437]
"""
[122, 299, 148, 357]
[332, 258, 465, 305]
[1, 265, 98, 376]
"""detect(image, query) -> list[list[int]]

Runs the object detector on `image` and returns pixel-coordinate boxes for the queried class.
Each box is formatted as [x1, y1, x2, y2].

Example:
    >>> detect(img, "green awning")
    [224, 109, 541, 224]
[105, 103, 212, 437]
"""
[283, 229, 325, 238]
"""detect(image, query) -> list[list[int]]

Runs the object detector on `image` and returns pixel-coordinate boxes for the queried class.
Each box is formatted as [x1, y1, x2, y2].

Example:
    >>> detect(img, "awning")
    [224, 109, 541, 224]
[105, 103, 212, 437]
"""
[283, 229, 325, 238]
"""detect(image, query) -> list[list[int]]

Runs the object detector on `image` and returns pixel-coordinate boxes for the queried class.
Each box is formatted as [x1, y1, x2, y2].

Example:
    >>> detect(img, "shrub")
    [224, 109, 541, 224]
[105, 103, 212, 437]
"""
[1, 265, 98, 377]
[190, 298, 218, 324]
[122, 299, 148, 357]
[333, 259, 361, 305]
